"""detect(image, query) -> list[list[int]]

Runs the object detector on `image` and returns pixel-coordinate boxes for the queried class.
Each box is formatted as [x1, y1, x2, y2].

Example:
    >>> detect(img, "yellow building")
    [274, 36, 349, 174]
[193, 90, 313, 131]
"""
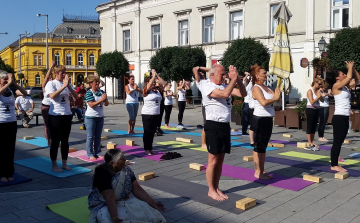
[0, 15, 101, 87]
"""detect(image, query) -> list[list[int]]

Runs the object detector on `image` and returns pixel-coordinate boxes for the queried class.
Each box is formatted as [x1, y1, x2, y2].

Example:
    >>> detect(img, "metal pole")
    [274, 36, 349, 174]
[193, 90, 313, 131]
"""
[18, 35, 21, 79]
[86, 51, 88, 77]
[46, 15, 49, 69]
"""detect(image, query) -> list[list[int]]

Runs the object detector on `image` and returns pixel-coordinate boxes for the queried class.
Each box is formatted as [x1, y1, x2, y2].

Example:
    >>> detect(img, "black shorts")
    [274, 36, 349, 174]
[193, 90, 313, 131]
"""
[306, 108, 319, 134]
[202, 104, 206, 125]
[204, 120, 231, 155]
[251, 116, 273, 153]
[249, 108, 254, 126]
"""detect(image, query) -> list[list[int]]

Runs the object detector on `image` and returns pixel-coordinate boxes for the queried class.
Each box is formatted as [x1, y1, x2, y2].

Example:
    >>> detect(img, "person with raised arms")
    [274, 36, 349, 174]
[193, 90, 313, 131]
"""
[163, 82, 174, 128]
[176, 79, 190, 128]
[125, 75, 142, 134]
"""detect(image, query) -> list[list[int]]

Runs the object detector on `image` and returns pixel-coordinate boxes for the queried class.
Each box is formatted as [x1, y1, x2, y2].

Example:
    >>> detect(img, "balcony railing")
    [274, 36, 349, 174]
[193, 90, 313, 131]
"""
[64, 65, 96, 70]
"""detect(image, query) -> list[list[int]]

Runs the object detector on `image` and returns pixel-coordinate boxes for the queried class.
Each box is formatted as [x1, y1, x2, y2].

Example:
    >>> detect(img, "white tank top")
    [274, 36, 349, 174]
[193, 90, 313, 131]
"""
[253, 84, 275, 117]
[307, 88, 320, 108]
[125, 84, 139, 104]
[319, 95, 329, 107]
[164, 91, 173, 105]
[334, 86, 351, 116]
[141, 89, 162, 115]
[0, 88, 16, 123]
[178, 89, 186, 102]
[85, 89, 104, 117]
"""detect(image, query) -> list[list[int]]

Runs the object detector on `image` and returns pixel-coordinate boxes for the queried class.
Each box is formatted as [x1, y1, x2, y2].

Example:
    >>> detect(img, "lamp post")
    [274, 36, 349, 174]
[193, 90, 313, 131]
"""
[318, 36, 327, 79]
[0, 32, 8, 35]
[37, 14, 49, 69]
[18, 32, 30, 87]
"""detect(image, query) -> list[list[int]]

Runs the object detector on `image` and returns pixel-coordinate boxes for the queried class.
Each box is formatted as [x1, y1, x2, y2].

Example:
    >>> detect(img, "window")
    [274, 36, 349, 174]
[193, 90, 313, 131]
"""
[123, 30, 131, 52]
[230, 11, 243, 40]
[38, 55, 42, 66]
[89, 27, 95, 34]
[54, 53, 60, 66]
[332, 0, 350, 29]
[270, 4, 279, 36]
[203, 16, 214, 43]
[151, 25, 161, 49]
[78, 53, 83, 66]
[66, 53, 72, 65]
[35, 74, 40, 85]
[34, 55, 37, 66]
[89, 54, 95, 66]
[66, 27, 72, 34]
[179, 20, 189, 46]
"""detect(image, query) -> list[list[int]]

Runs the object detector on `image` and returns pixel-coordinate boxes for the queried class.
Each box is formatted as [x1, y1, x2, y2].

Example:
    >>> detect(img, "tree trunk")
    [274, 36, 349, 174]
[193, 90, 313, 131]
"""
[112, 77, 115, 104]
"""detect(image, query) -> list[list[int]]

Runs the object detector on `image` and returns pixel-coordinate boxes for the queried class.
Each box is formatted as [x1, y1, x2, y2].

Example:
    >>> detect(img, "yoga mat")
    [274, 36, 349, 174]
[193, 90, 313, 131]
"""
[0, 173, 32, 187]
[18, 137, 49, 148]
[116, 145, 165, 161]
[69, 132, 87, 139]
[182, 132, 240, 140]
[47, 196, 89, 223]
[161, 122, 192, 127]
[110, 130, 143, 137]
[231, 142, 280, 151]
[270, 139, 331, 151]
[68, 150, 104, 164]
[15, 157, 92, 178]
[133, 127, 177, 134]
[157, 141, 207, 152]
[140, 175, 258, 214]
[349, 153, 360, 158]
[203, 164, 313, 191]
[279, 151, 360, 166]
[266, 156, 360, 177]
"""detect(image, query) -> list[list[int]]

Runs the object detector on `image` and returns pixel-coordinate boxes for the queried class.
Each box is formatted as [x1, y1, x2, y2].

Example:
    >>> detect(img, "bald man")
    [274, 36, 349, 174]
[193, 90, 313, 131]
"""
[201, 64, 246, 201]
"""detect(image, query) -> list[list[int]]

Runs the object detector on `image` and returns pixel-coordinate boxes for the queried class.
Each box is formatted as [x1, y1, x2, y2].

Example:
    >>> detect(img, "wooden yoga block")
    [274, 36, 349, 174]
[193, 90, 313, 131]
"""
[23, 136, 35, 140]
[243, 156, 253, 162]
[236, 197, 256, 210]
[176, 137, 193, 143]
[125, 160, 130, 165]
[335, 172, 349, 180]
[126, 139, 135, 147]
[297, 142, 309, 148]
[189, 163, 205, 171]
[344, 140, 352, 144]
[231, 128, 239, 132]
[283, 134, 292, 138]
[107, 143, 116, 150]
[68, 148, 77, 153]
[139, 172, 155, 181]
[268, 143, 284, 148]
[104, 129, 112, 132]
[303, 175, 323, 183]
[101, 136, 108, 141]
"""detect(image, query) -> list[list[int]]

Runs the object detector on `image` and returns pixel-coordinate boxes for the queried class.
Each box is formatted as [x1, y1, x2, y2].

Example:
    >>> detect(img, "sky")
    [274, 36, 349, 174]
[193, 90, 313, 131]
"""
[0, 0, 105, 50]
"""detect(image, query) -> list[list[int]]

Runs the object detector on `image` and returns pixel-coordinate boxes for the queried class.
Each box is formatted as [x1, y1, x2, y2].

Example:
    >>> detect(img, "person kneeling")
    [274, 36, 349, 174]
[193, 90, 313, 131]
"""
[88, 149, 166, 223]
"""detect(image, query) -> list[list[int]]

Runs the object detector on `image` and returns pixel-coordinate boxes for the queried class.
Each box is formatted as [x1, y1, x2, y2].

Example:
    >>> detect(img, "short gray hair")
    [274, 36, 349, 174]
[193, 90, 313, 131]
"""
[0, 70, 8, 80]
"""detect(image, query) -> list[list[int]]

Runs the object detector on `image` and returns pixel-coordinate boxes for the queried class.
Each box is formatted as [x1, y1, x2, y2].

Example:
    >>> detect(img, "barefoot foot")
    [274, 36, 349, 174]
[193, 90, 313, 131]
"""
[263, 172, 273, 179]
[216, 189, 229, 199]
[145, 150, 152, 155]
[62, 165, 72, 171]
[331, 166, 347, 172]
[7, 177, 14, 182]
[208, 191, 225, 201]
[98, 155, 104, 159]
[201, 144, 207, 150]
[89, 156, 96, 161]
[254, 172, 272, 180]
[1, 177, 8, 182]
[52, 166, 63, 172]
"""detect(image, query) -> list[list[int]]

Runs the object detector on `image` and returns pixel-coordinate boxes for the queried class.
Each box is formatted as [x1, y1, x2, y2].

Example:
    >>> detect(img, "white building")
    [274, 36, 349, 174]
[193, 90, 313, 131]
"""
[96, 0, 356, 100]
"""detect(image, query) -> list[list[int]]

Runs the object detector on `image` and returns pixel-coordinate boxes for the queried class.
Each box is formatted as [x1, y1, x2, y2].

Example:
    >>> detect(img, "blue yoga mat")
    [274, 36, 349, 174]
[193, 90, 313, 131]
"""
[182, 132, 240, 140]
[133, 127, 176, 134]
[110, 130, 143, 137]
[161, 122, 192, 127]
[15, 157, 92, 178]
[0, 173, 32, 187]
[349, 153, 360, 158]
[231, 142, 279, 151]
[18, 137, 49, 148]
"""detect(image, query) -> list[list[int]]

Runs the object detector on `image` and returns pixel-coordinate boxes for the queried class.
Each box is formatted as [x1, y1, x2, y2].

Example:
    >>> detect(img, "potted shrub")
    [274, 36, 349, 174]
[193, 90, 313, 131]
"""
[295, 100, 307, 131]
[185, 88, 192, 104]
[232, 98, 244, 125]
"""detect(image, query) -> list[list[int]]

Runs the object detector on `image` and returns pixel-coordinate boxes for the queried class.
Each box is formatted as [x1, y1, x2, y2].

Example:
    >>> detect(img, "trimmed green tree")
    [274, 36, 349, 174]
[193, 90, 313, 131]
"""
[327, 27, 360, 71]
[221, 38, 270, 75]
[96, 51, 129, 104]
[149, 46, 206, 81]
[0, 57, 15, 74]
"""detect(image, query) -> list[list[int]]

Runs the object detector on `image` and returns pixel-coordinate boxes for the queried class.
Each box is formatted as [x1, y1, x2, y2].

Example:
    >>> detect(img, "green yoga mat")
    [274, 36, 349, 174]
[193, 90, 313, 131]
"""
[47, 196, 89, 223]
[157, 141, 207, 152]
[279, 151, 360, 166]
[160, 126, 182, 131]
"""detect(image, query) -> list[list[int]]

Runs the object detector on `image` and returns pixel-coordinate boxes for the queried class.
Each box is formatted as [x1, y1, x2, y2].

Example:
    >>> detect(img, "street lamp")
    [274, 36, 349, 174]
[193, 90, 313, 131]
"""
[0, 32, 8, 35]
[19, 31, 30, 87]
[37, 14, 49, 69]
[318, 36, 327, 53]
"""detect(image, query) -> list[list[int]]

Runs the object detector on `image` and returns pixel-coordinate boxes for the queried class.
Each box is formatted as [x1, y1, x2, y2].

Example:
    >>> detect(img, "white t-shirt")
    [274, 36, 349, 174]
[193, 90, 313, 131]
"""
[0, 88, 16, 123]
[202, 82, 232, 123]
[164, 91, 173, 106]
[178, 89, 186, 102]
[15, 96, 33, 111]
[244, 81, 253, 104]
[196, 79, 209, 106]
[141, 89, 162, 115]
[44, 79, 73, 116]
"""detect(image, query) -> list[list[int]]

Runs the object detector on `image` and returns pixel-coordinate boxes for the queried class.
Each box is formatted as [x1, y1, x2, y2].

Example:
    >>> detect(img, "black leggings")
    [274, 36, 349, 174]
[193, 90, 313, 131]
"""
[164, 105, 173, 124]
[306, 108, 319, 134]
[331, 115, 349, 166]
[0, 121, 17, 177]
[178, 101, 186, 124]
[318, 107, 329, 138]
[156, 99, 165, 128]
[252, 116, 273, 153]
[49, 115, 73, 161]
[142, 114, 159, 151]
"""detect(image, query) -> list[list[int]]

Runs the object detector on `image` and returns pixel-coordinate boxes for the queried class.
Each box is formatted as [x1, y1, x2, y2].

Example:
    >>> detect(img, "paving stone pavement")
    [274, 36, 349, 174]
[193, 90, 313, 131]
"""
[1, 100, 360, 223]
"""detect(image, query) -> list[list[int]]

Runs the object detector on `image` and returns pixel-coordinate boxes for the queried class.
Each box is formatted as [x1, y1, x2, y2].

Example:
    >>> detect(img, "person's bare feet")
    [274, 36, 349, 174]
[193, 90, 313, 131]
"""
[165, 125, 170, 129]
[201, 144, 207, 150]
[150, 150, 156, 155]
[98, 155, 104, 159]
[254, 172, 272, 180]
[208, 190, 226, 201]
[62, 164, 72, 171]
[145, 150, 152, 155]
[331, 166, 347, 172]
[52, 166, 63, 172]
[216, 189, 229, 199]
[7, 177, 14, 182]
[1, 177, 8, 182]
[263, 172, 273, 179]
[89, 156, 96, 161]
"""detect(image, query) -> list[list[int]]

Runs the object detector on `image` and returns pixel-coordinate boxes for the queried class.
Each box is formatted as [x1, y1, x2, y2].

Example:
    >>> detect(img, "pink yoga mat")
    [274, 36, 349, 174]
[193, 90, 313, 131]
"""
[203, 164, 313, 191]
[116, 145, 165, 161]
[68, 150, 104, 163]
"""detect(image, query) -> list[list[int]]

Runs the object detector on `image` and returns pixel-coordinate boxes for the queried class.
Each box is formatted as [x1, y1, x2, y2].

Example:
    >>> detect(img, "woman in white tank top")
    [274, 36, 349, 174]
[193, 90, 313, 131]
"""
[331, 62, 360, 172]
[125, 75, 142, 134]
[250, 64, 280, 180]
[176, 79, 189, 127]
[163, 82, 174, 128]
[318, 80, 332, 142]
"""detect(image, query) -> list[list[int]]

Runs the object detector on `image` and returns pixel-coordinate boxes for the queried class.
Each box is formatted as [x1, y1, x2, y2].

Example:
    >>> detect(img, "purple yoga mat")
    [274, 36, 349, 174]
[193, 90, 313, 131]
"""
[116, 145, 165, 161]
[270, 139, 331, 150]
[68, 150, 104, 163]
[203, 164, 313, 191]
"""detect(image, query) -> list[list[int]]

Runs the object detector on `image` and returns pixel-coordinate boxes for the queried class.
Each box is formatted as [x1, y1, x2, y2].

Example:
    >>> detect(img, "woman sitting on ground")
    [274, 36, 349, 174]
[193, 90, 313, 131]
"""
[88, 149, 166, 223]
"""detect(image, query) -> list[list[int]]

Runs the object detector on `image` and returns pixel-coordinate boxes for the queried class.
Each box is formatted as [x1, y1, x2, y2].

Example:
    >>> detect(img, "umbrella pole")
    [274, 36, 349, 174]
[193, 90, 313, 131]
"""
[282, 92, 285, 110]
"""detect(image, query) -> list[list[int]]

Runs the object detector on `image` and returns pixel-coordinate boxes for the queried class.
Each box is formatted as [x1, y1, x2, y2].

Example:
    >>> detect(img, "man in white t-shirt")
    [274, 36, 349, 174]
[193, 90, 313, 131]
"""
[201, 64, 247, 201]
[15, 94, 34, 128]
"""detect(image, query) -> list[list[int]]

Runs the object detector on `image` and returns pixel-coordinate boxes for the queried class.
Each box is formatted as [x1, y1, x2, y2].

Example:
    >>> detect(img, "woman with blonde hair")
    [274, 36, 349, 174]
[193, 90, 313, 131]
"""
[84, 75, 109, 160]
[125, 75, 142, 134]
[44, 65, 78, 172]
[0, 70, 27, 182]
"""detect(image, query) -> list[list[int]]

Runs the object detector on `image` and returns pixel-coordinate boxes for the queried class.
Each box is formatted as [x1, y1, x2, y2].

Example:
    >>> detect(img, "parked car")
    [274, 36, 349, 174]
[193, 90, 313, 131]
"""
[25, 87, 43, 98]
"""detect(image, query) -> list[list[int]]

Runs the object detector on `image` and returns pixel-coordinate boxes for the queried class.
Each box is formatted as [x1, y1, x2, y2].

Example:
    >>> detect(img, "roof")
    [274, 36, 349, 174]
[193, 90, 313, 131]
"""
[52, 21, 100, 39]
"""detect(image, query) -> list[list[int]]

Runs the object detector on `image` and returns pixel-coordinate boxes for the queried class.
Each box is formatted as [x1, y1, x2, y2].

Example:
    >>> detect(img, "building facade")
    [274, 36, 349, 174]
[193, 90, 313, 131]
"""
[96, 0, 356, 99]
[0, 15, 101, 87]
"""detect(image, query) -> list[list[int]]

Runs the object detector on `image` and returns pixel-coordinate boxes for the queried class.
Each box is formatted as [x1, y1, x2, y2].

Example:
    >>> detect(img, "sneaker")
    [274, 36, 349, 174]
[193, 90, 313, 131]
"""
[176, 125, 184, 129]
[311, 146, 320, 151]
[242, 132, 249, 135]
[304, 145, 314, 151]
[157, 128, 164, 134]
[155, 130, 163, 136]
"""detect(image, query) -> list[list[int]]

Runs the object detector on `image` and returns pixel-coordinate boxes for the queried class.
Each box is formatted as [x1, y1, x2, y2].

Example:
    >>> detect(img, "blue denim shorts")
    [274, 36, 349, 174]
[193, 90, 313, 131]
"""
[126, 103, 139, 120]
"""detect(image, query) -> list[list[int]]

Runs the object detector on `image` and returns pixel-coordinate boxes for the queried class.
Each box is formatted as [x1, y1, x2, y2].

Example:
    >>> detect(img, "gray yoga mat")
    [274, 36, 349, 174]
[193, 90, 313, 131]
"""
[139, 175, 263, 213]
